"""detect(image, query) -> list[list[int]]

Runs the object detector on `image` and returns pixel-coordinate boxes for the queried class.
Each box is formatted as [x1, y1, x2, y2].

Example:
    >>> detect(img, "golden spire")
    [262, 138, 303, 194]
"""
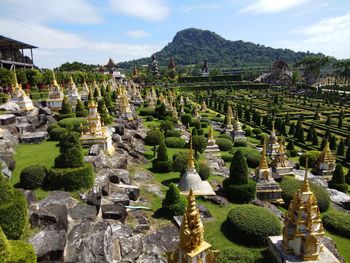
[272, 120, 276, 133]
[302, 158, 311, 192]
[317, 140, 336, 165]
[188, 135, 195, 169]
[208, 125, 214, 141]
[69, 74, 74, 84]
[13, 69, 18, 86]
[278, 137, 285, 154]
[226, 106, 232, 126]
[259, 137, 269, 170]
[179, 189, 204, 253]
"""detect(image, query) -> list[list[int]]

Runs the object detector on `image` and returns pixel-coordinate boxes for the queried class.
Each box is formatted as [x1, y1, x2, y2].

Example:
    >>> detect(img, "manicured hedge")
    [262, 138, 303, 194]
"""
[322, 209, 350, 238]
[198, 161, 211, 180]
[226, 205, 281, 246]
[216, 138, 234, 151]
[299, 150, 320, 167]
[58, 113, 76, 120]
[280, 176, 330, 212]
[223, 179, 256, 203]
[217, 247, 255, 263]
[57, 117, 88, 132]
[0, 190, 27, 240]
[152, 160, 173, 173]
[221, 153, 233, 162]
[229, 147, 261, 168]
[139, 107, 155, 116]
[217, 134, 233, 141]
[165, 137, 186, 148]
[233, 139, 247, 147]
[44, 164, 94, 191]
[165, 129, 181, 138]
[9, 240, 36, 263]
[162, 183, 187, 217]
[49, 127, 67, 141]
[20, 165, 47, 189]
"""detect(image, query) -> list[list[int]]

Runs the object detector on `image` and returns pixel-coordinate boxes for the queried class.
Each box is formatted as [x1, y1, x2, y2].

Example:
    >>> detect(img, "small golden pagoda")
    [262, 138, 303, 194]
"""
[81, 97, 114, 155]
[167, 189, 217, 263]
[270, 138, 293, 178]
[178, 135, 216, 196]
[193, 104, 200, 119]
[267, 120, 279, 156]
[224, 106, 233, 132]
[119, 91, 133, 120]
[151, 87, 157, 101]
[313, 140, 336, 177]
[201, 100, 207, 112]
[255, 138, 283, 204]
[282, 160, 324, 260]
[10, 70, 34, 111]
[66, 75, 81, 110]
[205, 125, 220, 155]
[232, 111, 246, 141]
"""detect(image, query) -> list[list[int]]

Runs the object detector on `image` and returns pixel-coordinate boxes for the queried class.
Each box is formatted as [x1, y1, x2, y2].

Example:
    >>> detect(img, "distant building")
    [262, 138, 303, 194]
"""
[100, 58, 125, 81]
[0, 35, 37, 69]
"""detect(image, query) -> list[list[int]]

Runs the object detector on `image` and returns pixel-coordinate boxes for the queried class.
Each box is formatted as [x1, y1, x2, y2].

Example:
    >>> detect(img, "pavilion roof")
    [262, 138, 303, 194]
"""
[0, 35, 37, 50]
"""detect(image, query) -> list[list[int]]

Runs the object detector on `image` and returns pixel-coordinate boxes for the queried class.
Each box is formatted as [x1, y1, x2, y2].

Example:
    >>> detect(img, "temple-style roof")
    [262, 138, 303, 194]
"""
[105, 58, 116, 67]
[317, 140, 336, 165]
[0, 35, 37, 49]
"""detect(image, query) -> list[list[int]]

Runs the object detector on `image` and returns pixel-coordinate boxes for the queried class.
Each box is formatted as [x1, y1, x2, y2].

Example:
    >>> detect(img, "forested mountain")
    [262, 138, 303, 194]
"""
[118, 28, 322, 70]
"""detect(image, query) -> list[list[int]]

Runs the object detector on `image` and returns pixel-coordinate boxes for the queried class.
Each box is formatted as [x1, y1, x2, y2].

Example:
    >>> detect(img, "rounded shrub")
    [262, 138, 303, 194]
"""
[162, 183, 187, 217]
[165, 129, 181, 138]
[139, 107, 155, 116]
[244, 128, 252, 137]
[221, 153, 233, 162]
[20, 165, 47, 190]
[49, 127, 67, 141]
[198, 161, 211, 180]
[280, 176, 330, 212]
[230, 147, 261, 168]
[165, 137, 186, 148]
[322, 209, 350, 238]
[217, 134, 233, 141]
[9, 240, 36, 263]
[58, 113, 76, 120]
[252, 128, 262, 135]
[152, 160, 173, 173]
[217, 247, 255, 263]
[200, 122, 208, 128]
[44, 164, 94, 191]
[299, 151, 319, 167]
[289, 149, 298, 157]
[223, 179, 256, 203]
[0, 227, 11, 261]
[226, 205, 282, 246]
[146, 116, 153, 121]
[216, 138, 233, 151]
[58, 117, 88, 132]
[233, 139, 247, 147]
[172, 152, 190, 175]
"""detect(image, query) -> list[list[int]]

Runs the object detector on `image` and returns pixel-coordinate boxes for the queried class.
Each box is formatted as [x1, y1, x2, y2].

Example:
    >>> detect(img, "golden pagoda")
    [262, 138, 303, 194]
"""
[193, 104, 200, 119]
[270, 138, 293, 178]
[224, 106, 233, 132]
[281, 160, 325, 261]
[167, 189, 217, 263]
[119, 91, 133, 120]
[178, 135, 216, 196]
[10, 70, 34, 111]
[201, 100, 207, 112]
[256, 138, 271, 180]
[81, 97, 114, 155]
[267, 120, 279, 156]
[313, 140, 336, 177]
[205, 125, 220, 155]
[179, 95, 184, 105]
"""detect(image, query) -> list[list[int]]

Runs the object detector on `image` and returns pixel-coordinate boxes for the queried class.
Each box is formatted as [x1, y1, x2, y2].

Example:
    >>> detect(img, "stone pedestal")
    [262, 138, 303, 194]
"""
[0, 114, 16, 125]
[256, 180, 284, 204]
[204, 144, 220, 155]
[312, 166, 335, 178]
[272, 167, 294, 179]
[47, 98, 63, 111]
[81, 134, 114, 155]
[268, 236, 340, 263]
[120, 111, 133, 121]
[233, 131, 246, 141]
[11, 97, 34, 111]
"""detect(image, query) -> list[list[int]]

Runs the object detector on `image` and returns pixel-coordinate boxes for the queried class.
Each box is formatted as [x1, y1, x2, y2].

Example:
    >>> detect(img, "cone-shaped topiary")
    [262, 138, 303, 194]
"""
[329, 164, 348, 193]
[162, 183, 187, 217]
[346, 169, 350, 185]
[54, 131, 84, 168]
[75, 99, 86, 117]
[59, 96, 72, 114]
[157, 139, 168, 161]
[337, 139, 345, 156]
[229, 150, 248, 185]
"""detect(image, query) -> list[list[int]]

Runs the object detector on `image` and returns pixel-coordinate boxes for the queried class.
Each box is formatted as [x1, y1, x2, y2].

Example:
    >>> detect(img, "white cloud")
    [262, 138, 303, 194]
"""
[276, 13, 350, 58]
[109, 0, 170, 21]
[0, 18, 160, 68]
[0, 0, 102, 24]
[125, 30, 150, 38]
[180, 4, 221, 13]
[240, 0, 310, 14]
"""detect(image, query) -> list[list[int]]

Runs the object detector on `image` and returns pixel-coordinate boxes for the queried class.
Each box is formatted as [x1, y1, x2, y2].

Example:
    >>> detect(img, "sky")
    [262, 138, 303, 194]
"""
[1, 0, 349, 68]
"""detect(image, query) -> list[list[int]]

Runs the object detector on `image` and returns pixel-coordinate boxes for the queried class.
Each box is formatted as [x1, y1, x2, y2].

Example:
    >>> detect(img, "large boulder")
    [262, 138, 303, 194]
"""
[86, 190, 102, 213]
[29, 230, 66, 261]
[327, 188, 350, 211]
[115, 124, 125, 136]
[119, 234, 143, 261]
[0, 101, 20, 111]
[109, 169, 130, 184]
[38, 107, 52, 116]
[20, 131, 49, 143]
[136, 253, 167, 263]
[18, 189, 36, 205]
[0, 114, 16, 125]
[15, 123, 35, 134]
[101, 203, 127, 222]
[68, 204, 97, 221]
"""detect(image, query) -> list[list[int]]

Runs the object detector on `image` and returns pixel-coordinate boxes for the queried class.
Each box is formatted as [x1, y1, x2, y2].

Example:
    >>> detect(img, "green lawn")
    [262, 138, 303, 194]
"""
[12, 141, 60, 199]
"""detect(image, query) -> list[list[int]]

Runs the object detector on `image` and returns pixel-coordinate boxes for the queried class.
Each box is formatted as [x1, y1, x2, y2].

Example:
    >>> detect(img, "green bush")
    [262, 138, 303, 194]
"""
[244, 128, 252, 137]
[200, 122, 208, 128]
[198, 161, 211, 180]
[9, 240, 36, 263]
[140, 107, 156, 116]
[217, 247, 255, 263]
[216, 138, 233, 151]
[221, 153, 233, 162]
[289, 149, 298, 157]
[172, 152, 190, 174]
[252, 128, 262, 135]
[162, 183, 187, 217]
[165, 129, 181, 138]
[0, 226, 10, 261]
[329, 164, 348, 193]
[223, 179, 256, 203]
[229, 147, 261, 168]
[49, 127, 67, 141]
[152, 160, 173, 173]
[322, 209, 350, 238]
[197, 128, 204, 135]
[226, 205, 281, 246]
[280, 176, 330, 212]
[44, 164, 94, 191]
[217, 134, 233, 141]
[233, 139, 247, 147]
[58, 112, 76, 120]
[54, 131, 84, 168]
[299, 151, 320, 167]
[57, 117, 88, 132]
[146, 116, 153, 121]
[0, 190, 27, 240]
[20, 165, 47, 189]
[165, 137, 186, 148]
[143, 152, 153, 160]
[211, 117, 224, 123]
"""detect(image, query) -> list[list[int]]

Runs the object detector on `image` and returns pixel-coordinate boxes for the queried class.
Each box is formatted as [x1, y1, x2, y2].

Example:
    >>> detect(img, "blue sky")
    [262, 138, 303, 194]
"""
[1, 0, 349, 68]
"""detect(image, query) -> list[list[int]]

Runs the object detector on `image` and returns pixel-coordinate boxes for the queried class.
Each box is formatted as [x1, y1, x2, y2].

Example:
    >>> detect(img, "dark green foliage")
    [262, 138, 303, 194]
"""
[165, 137, 186, 148]
[252, 128, 262, 135]
[329, 135, 337, 150]
[346, 169, 350, 185]
[289, 122, 295, 135]
[44, 164, 94, 191]
[146, 116, 153, 121]
[299, 151, 319, 167]
[217, 247, 254, 263]
[0, 189, 27, 240]
[162, 183, 187, 217]
[156, 103, 167, 119]
[312, 132, 319, 145]
[49, 127, 67, 141]
[181, 114, 192, 126]
[165, 129, 181, 138]
[226, 205, 281, 246]
[320, 137, 327, 150]
[145, 129, 165, 146]
[57, 117, 88, 133]
[297, 126, 305, 143]
[192, 135, 207, 156]
[223, 179, 256, 203]
[221, 153, 233, 162]
[329, 164, 348, 193]
[75, 99, 86, 117]
[323, 210, 350, 238]
[156, 139, 168, 161]
[152, 140, 172, 172]
[233, 139, 247, 147]
[337, 139, 345, 156]
[326, 115, 332, 125]
[229, 150, 248, 184]
[198, 161, 211, 180]
[140, 107, 156, 116]
[59, 96, 73, 115]
[191, 127, 198, 136]
[160, 120, 174, 133]
[20, 165, 47, 190]
[0, 227, 10, 261]
[280, 176, 330, 212]
[55, 131, 84, 168]
[8, 240, 36, 263]
[286, 140, 295, 150]
[217, 134, 233, 141]
[97, 99, 112, 124]
[229, 147, 261, 168]
[216, 138, 233, 151]
[172, 152, 190, 174]
[346, 146, 350, 162]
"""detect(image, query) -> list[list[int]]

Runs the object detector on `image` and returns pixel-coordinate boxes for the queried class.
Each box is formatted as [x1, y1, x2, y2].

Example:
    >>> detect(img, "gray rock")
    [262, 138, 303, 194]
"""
[251, 199, 284, 221]
[86, 190, 102, 212]
[197, 204, 212, 219]
[29, 229, 66, 261]
[109, 192, 130, 206]
[112, 133, 122, 143]
[134, 131, 147, 141]
[18, 189, 36, 205]
[115, 124, 125, 136]
[328, 188, 350, 211]
[126, 187, 140, 201]
[134, 170, 153, 182]
[143, 225, 179, 256]
[136, 253, 167, 263]
[202, 195, 229, 207]
[39, 107, 52, 115]
[322, 236, 344, 263]
[120, 234, 143, 261]
[0, 101, 20, 111]
[0, 114, 16, 125]
[110, 169, 130, 184]
[89, 144, 101, 156]
[68, 204, 97, 220]
[15, 122, 35, 134]
[46, 115, 57, 124]
[116, 142, 131, 152]
[20, 131, 48, 143]
[101, 204, 127, 222]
